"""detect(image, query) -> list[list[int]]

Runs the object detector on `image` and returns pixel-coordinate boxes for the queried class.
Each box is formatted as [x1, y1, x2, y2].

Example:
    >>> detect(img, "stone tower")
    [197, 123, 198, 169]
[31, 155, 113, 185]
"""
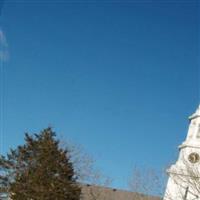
[164, 106, 200, 200]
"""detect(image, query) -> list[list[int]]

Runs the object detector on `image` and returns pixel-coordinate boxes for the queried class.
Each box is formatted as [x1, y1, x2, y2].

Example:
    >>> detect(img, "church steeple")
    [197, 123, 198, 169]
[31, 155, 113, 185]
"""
[164, 105, 200, 200]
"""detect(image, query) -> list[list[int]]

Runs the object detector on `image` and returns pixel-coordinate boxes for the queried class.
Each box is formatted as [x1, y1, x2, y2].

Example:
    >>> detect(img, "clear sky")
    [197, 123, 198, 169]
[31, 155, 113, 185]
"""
[0, 0, 199, 191]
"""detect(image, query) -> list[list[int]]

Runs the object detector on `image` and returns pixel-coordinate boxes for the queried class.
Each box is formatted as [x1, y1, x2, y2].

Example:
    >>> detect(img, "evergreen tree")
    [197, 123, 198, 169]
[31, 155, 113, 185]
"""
[0, 128, 81, 200]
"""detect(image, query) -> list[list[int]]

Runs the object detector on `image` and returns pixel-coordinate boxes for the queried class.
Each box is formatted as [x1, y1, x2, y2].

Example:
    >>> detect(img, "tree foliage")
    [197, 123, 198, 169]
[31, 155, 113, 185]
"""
[0, 127, 81, 200]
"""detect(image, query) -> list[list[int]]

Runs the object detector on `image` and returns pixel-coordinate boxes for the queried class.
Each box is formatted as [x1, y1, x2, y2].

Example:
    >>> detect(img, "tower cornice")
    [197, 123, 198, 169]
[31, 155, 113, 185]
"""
[189, 105, 200, 121]
[179, 143, 200, 150]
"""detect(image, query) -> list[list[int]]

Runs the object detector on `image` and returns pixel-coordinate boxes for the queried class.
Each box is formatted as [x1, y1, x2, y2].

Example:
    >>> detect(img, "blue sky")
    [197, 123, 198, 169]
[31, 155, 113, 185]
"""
[0, 0, 199, 191]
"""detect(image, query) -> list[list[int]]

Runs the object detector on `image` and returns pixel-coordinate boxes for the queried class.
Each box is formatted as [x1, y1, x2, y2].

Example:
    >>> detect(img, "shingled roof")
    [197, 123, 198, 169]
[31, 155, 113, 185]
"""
[81, 184, 161, 200]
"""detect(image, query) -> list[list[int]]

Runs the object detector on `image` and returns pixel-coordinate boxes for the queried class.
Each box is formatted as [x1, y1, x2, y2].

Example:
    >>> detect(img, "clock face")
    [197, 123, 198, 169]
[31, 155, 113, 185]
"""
[188, 153, 200, 163]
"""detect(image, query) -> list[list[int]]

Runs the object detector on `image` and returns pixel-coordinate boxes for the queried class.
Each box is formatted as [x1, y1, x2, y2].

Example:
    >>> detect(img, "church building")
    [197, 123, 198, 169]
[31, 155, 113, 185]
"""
[164, 106, 200, 200]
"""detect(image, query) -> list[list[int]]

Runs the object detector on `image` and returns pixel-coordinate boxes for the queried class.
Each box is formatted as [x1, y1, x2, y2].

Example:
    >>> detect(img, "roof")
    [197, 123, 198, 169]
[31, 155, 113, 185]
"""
[81, 184, 161, 200]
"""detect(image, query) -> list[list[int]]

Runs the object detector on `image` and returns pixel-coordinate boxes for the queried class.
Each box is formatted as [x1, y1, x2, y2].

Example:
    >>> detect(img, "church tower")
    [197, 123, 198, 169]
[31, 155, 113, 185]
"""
[164, 106, 200, 200]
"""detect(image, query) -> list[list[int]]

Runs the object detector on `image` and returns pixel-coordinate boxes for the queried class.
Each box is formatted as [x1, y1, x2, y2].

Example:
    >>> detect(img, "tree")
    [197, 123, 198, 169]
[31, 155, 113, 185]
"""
[128, 166, 164, 200]
[0, 127, 81, 200]
[64, 139, 112, 200]
[81, 170, 112, 200]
